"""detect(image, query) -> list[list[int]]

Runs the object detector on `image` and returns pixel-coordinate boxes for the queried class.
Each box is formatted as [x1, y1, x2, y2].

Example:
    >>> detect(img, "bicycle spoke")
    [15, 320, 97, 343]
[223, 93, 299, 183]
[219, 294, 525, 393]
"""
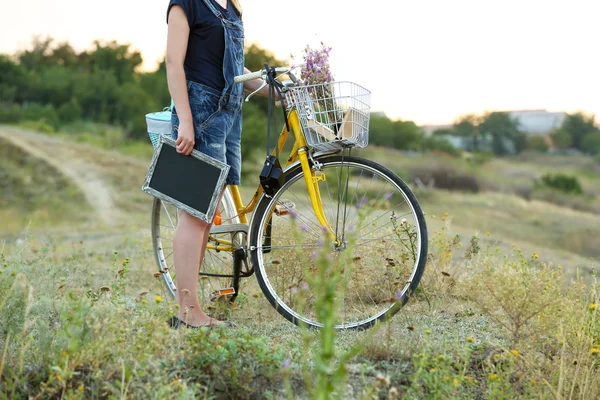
[257, 242, 325, 250]
[354, 209, 412, 241]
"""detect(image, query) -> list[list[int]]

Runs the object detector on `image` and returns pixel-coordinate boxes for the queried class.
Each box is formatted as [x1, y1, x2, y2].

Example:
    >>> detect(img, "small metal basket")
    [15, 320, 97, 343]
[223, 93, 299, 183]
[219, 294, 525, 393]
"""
[146, 105, 173, 149]
[286, 81, 371, 151]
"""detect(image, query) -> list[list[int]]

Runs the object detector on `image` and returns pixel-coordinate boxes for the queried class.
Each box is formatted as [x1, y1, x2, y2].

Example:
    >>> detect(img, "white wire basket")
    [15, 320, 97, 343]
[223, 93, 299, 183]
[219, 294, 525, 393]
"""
[146, 106, 173, 149]
[286, 81, 371, 151]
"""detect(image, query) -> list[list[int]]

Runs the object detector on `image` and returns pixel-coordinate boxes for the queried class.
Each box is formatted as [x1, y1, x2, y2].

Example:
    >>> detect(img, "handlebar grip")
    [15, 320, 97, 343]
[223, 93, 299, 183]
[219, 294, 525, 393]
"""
[234, 70, 263, 84]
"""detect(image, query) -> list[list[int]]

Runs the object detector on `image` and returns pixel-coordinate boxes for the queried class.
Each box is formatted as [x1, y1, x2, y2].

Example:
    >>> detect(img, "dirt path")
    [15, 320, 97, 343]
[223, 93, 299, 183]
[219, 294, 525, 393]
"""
[0, 126, 120, 227]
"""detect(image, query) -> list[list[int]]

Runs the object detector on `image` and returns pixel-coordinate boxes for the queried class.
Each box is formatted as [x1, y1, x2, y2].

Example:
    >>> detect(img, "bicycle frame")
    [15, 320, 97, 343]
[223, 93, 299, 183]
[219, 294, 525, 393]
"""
[206, 108, 336, 252]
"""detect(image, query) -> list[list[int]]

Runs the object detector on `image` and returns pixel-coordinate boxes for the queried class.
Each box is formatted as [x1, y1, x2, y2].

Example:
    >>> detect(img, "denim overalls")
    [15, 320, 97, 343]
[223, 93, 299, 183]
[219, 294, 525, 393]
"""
[171, 0, 245, 186]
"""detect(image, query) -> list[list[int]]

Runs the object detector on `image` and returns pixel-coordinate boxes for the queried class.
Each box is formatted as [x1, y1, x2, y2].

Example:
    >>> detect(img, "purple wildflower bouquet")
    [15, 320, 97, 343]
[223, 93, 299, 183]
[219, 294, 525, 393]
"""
[298, 42, 334, 87]
[296, 42, 339, 127]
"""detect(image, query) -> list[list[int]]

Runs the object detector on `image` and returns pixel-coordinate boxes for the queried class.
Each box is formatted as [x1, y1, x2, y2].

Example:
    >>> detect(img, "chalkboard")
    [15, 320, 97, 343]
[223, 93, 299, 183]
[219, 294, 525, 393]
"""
[141, 136, 230, 223]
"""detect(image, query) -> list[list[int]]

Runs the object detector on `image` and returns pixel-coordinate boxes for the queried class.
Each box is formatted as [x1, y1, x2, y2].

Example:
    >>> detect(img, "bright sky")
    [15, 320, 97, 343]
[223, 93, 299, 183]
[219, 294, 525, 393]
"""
[1, 0, 598, 125]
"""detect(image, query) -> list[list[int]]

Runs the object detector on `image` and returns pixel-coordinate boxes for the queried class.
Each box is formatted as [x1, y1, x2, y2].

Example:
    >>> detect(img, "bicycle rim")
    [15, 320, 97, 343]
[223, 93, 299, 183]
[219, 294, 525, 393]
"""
[250, 156, 428, 330]
[152, 188, 241, 304]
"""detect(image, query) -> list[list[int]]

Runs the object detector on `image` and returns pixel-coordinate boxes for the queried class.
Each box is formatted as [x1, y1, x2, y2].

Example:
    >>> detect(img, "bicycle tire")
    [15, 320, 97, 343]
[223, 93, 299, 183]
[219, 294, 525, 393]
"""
[151, 188, 241, 302]
[249, 155, 428, 330]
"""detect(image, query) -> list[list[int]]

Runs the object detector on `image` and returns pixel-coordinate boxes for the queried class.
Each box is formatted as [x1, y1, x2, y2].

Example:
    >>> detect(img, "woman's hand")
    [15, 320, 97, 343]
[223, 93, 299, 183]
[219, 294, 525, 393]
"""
[176, 120, 195, 156]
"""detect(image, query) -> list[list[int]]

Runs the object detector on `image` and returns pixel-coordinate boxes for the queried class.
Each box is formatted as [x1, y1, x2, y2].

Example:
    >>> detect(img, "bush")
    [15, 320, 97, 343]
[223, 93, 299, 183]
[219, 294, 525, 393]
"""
[17, 120, 55, 134]
[409, 165, 479, 193]
[466, 151, 494, 166]
[21, 102, 59, 129]
[538, 173, 583, 195]
[421, 136, 461, 157]
[581, 133, 600, 156]
[526, 136, 548, 152]
[0, 102, 23, 123]
[57, 98, 83, 124]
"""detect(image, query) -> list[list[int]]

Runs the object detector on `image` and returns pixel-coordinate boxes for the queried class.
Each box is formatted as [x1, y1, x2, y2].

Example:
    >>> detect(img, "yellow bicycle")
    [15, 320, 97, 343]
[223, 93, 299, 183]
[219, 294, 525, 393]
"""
[150, 67, 428, 330]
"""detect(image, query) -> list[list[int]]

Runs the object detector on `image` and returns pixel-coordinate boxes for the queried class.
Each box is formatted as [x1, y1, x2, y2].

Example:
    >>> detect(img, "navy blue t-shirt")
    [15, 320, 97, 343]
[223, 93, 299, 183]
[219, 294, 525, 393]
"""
[167, 0, 241, 91]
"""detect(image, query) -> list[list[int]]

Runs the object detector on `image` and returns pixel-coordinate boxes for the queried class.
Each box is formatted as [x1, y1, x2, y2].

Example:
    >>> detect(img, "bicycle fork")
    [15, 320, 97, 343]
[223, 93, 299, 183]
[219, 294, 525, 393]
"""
[297, 148, 336, 242]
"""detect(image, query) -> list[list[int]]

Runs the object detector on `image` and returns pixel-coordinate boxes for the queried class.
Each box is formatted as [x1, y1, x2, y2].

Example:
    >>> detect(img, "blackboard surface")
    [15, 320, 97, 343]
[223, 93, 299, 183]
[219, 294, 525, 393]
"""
[142, 137, 229, 222]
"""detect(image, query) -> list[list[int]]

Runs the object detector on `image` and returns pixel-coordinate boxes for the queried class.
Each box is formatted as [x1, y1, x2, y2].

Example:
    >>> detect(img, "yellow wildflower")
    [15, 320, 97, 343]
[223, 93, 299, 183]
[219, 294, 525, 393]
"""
[590, 303, 597, 310]
[78, 385, 84, 391]
[155, 295, 163, 304]
[430, 368, 436, 373]
[590, 348, 599, 354]
[557, 265, 563, 270]
[466, 336, 474, 343]
[488, 374, 498, 380]
[511, 349, 519, 356]
[533, 252, 539, 259]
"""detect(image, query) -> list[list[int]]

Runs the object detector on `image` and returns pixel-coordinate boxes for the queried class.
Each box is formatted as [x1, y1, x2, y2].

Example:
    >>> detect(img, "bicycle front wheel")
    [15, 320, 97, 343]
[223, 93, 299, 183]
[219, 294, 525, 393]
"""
[249, 156, 428, 330]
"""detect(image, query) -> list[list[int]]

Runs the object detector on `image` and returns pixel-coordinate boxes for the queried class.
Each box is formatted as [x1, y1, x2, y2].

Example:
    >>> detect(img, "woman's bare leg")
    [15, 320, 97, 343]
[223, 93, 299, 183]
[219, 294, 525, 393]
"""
[172, 210, 222, 326]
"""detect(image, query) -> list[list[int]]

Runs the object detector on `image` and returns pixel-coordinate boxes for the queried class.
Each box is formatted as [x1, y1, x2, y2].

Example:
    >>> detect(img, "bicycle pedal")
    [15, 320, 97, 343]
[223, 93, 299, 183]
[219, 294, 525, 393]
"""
[274, 200, 296, 216]
[210, 287, 236, 302]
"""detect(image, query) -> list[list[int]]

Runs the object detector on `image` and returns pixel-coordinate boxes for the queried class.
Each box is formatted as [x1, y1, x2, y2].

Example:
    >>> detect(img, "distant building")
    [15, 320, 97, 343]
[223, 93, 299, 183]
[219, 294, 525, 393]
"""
[507, 109, 566, 135]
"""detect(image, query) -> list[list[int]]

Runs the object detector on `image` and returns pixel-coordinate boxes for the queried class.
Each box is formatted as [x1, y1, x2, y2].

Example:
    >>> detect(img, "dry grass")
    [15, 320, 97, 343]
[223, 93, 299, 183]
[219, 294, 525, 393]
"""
[1, 128, 600, 398]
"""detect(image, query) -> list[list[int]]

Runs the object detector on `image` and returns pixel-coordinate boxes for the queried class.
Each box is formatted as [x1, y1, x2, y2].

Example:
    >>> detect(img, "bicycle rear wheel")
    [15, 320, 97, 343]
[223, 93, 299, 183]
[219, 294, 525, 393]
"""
[249, 156, 427, 330]
[151, 188, 241, 305]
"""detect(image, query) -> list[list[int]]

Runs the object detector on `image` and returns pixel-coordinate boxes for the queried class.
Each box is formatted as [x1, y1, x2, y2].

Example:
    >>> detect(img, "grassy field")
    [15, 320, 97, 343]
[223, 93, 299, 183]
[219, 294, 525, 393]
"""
[1, 126, 600, 399]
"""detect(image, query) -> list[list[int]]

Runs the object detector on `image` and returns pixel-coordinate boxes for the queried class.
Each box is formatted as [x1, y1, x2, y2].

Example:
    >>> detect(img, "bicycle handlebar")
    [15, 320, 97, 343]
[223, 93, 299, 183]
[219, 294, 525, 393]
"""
[234, 70, 263, 84]
[234, 67, 292, 84]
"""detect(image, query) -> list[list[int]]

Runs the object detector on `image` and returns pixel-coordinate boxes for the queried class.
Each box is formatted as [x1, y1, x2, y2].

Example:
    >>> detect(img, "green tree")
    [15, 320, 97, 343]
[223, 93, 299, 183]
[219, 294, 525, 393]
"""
[17, 36, 54, 70]
[391, 120, 423, 150]
[431, 127, 455, 136]
[479, 112, 522, 155]
[560, 112, 599, 150]
[527, 136, 548, 152]
[139, 61, 171, 109]
[581, 132, 600, 155]
[244, 43, 282, 73]
[57, 98, 83, 124]
[241, 101, 268, 169]
[452, 114, 480, 151]
[0, 55, 24, 103]
[453, 114, 478, 137]
[368, 114, 395, 147]
[551, 128, 573, 150]
[369, 115, 424, 151]
[243, 43, 287, 115]
[421, 135, 460, 156]
[86, 40, 143, 84]
[116, 81, 155, 137]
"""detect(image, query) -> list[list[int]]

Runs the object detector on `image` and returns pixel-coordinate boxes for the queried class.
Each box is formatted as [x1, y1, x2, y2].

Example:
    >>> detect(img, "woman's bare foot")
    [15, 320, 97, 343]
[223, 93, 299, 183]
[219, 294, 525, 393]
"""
[178, 309, 225, 327]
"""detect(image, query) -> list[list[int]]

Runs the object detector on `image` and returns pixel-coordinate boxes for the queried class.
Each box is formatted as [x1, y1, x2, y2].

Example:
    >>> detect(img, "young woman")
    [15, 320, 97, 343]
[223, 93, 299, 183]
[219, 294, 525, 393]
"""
[166, 0, 269, 328]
